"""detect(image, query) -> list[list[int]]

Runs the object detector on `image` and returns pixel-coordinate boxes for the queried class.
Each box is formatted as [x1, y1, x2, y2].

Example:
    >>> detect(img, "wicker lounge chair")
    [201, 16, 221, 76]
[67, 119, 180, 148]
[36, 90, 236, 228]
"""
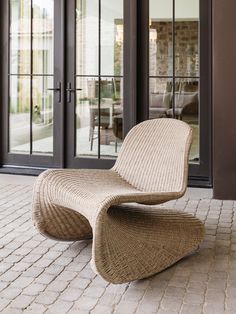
[32, 118, 205, 284]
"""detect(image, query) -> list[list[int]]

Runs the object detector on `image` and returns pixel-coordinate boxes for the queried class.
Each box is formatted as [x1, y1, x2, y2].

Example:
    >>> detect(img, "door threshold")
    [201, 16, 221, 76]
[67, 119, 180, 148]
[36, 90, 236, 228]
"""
[0, 166, 46, 176]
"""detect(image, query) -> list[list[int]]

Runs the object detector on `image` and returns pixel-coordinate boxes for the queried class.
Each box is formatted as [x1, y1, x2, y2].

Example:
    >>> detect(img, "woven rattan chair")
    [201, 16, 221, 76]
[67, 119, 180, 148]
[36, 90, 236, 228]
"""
[32, 118, 205, 284]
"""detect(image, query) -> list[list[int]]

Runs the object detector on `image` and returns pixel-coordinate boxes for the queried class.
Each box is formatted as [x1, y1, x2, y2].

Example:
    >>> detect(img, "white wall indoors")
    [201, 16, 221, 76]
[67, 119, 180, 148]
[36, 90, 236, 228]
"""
[82, 0, 123, 76]
[150, 0, 199, 20]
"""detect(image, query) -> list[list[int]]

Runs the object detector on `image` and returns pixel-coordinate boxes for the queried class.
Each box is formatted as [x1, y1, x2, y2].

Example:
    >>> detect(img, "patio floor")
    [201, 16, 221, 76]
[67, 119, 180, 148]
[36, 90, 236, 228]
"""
[0, 174, 235, 314]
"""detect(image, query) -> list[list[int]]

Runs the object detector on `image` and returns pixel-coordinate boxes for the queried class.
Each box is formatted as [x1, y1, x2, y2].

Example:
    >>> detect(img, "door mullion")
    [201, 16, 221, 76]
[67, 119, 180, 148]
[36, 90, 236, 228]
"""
[65, 0, 76, 167]
[53, 0, 65, 167]
[30, 0, 33, 155]
[136, 0, 149, 123]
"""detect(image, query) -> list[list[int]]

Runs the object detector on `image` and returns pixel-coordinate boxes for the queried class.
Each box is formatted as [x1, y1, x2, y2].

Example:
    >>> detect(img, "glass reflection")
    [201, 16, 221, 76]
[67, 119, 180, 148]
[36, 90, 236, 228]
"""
[76, 77, 99, 158]
[149, 78, 173, 119]
[32, 76, 54, 155]
[100, 0, 123, 157]
[149, 0, 200, 164]
[175, 0, 200, 163]
[100, 78, 123, 158]
[174, 78, 199, 163]
[175, 0, 199, 77]
[101, 0, 123, 76]
[33, 0, 54, 75]
[10, 0, 31, 74]
[76, 0, 99, 76]
[175, 21, 199, 77]
[9, 0, 55, 156]
[75, 77, 123, 158]
[9, 76, 31, 153]
[149, 0, 173, 76]
[76, 0, 124, 159]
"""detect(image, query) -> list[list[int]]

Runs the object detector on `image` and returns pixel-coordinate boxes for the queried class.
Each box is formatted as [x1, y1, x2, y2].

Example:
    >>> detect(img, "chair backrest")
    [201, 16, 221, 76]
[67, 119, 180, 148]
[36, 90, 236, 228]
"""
[113, 118, 192, 193]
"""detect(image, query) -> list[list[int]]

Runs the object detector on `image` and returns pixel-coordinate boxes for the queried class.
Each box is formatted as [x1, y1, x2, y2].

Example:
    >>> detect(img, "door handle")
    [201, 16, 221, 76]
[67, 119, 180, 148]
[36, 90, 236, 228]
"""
[48, 82, 61, 103]
[66, 82, 82, 103]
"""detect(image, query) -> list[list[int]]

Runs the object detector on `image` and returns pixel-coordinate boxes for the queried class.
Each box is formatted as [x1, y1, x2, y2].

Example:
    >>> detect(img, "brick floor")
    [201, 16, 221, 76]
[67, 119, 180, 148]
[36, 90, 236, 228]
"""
[0, 175, 235, 313]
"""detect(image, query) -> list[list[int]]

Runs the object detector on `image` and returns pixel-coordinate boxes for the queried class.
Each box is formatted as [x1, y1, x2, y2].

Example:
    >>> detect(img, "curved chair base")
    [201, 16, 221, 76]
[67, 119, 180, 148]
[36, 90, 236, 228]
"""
[94, 204, 205, 283]
[33, 196, 205, 284]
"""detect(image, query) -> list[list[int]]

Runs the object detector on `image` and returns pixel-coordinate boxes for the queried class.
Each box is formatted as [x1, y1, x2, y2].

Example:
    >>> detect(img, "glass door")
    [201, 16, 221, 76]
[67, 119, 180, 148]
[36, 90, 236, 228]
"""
[2, 0, 136, 171]
[66, 0, 135, 169]
[2, 0, 64, 168]
[1, 0, 211, 184]
[138, 0, 212, 184]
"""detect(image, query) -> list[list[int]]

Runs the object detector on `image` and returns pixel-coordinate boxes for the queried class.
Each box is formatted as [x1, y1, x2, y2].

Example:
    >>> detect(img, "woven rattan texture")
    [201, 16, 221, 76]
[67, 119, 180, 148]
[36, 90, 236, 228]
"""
[32, 119, 205, 283]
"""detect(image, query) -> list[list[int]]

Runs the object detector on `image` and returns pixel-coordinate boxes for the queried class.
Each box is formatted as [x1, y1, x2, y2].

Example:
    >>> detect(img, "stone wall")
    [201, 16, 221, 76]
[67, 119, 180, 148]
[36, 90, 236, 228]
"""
[150, 21, 199, 93]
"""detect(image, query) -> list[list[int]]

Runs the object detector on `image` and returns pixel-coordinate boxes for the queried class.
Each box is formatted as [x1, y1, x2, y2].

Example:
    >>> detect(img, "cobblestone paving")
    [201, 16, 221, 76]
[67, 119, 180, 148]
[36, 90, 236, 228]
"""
[0, 180, 235, 314]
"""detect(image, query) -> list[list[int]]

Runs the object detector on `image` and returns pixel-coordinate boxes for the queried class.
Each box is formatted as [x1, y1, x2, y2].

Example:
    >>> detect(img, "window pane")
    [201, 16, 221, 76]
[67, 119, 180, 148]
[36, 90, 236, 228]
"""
[175, 0, 199, 20]
[76, 0, 99, 76]
[32, 76, 54, 155]
[32, 0, 54, 75]
[10, 0, 31, 75]
[175, 0, 200, 164]
[100, 77, 123, 158]
[175, 0, 199, 77]
[150, 0, 173, 76]
[174, 78, 199, 163]
[101, 0, 123, 76]
[9, 76, 31, 153]
[76, 77, 98, 158]
[149, 78, 173, 120]
[100, 0, 123, 158]
[76, 0, 124, 160]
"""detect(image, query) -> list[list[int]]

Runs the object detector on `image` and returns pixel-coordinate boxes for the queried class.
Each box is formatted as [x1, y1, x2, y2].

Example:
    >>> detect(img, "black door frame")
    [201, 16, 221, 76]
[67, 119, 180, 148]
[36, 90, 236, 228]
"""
[1, 0, 65, 169]
[0, 0, 137, 172]
[137, 0, 212, 186]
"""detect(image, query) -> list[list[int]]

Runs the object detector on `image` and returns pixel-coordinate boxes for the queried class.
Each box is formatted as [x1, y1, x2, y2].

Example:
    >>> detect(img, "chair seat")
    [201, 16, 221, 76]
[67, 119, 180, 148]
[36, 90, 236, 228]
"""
[33, 169, 138, 230]
[33, 168, 182, 239]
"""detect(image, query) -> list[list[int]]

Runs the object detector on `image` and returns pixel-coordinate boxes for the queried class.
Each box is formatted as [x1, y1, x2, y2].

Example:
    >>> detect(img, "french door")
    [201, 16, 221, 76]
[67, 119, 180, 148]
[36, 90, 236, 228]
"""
[2, 0, 64, 168]
[2, 0, 135, 170]
[137, 0, 212, 184]
[1, 0, 211, 185]
[66, 0, 135, 169]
